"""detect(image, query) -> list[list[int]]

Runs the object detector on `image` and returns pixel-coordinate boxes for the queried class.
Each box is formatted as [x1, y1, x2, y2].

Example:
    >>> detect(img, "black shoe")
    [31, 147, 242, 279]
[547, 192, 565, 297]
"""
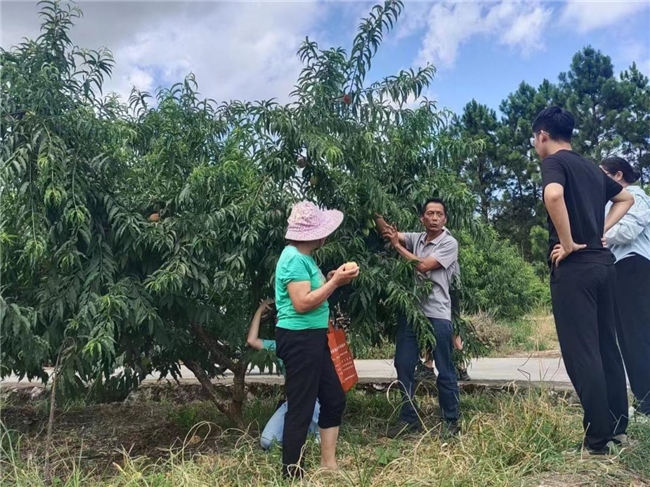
[415, 364, 437, 382]
[564, 439, 621, 458]
[440, 421, 461, 439]
[387, 420, 422, 439]
[456, 368, 471, 381]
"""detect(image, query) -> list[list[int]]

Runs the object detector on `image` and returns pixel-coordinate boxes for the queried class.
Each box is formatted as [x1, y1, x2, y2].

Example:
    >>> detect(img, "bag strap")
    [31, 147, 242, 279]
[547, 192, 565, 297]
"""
[328, 319, 335, 333]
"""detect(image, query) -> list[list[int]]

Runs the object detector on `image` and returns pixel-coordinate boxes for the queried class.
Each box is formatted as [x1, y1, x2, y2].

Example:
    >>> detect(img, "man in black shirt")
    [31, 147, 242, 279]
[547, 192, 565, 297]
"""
[533, 106, 634, 455]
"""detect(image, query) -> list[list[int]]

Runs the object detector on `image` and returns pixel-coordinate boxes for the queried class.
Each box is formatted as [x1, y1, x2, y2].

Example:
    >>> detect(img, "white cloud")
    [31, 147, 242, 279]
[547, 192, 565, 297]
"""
[499, 5, 552, 51]
[1, 1, 329, 104]
[387, 90, 439, 110]
[415, 1, 553, 69]
[617, 40, 650, 76]
[561, 0, 649, 33]
[127, 68, 155, 93]
[394, 2, 431, 40]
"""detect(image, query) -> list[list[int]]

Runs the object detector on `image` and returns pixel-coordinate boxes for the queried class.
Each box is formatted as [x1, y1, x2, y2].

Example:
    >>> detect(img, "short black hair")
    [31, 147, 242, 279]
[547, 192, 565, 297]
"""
[420, 197, 447, 217]
[601, 156, 641, 184]
[532, 106, 575, 142]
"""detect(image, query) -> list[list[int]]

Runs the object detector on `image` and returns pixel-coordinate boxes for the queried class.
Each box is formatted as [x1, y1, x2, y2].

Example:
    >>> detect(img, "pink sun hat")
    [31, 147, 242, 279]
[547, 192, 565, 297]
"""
[285, 201, 344, 242]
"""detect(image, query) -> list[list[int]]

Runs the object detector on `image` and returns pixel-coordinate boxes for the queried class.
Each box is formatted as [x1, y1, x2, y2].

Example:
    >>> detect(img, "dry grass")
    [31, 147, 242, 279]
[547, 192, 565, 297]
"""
[2, 387, 649, 487]
[354, 310, 561, 361]
[468, 309, 560, 358]
[518, 312, 560, 358]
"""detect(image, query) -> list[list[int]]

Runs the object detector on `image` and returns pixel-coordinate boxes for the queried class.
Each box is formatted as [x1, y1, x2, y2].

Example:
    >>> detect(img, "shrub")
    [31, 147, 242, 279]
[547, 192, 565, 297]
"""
[458, 226, 550, 320]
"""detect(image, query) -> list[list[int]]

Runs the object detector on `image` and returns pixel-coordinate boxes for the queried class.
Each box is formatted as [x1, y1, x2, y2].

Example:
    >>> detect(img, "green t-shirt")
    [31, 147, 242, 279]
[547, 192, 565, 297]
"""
[261, 339, 285, 376]
[275, 245, 329, 331]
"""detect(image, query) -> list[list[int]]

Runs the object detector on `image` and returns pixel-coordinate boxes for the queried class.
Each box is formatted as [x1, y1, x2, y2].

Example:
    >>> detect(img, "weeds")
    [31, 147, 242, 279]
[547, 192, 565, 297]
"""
[2, 387, 648, 486]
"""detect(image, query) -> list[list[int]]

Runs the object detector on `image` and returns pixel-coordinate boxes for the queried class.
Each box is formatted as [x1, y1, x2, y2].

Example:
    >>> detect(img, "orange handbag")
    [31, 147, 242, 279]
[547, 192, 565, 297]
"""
[327, 320, 359, 393]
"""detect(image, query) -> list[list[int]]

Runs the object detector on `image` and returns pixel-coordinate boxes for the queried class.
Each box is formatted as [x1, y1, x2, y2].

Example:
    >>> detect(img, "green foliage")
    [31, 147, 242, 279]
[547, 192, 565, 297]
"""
[559, 46, 629, 160]
[529, 225, 551, 279]
[2, 0, 645, 421]
[1, 1, 130, 396]
[529, 226, 549, 262]
[494, 80, 558, 259]
[451, 100, 501, 221]
[617, 62, 650, 185]
[468, 46, 649, 262]
[0, 0, 481, 414]
[457, 226, 549, 321]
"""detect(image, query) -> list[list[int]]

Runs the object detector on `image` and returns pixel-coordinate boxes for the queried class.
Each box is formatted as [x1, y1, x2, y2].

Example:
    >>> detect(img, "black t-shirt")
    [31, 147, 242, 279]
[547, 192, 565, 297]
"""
[540, 150, 623, 265]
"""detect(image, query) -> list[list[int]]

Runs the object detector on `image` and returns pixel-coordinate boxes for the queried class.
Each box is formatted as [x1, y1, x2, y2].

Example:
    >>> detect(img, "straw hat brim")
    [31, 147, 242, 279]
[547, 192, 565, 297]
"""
[284, 209, 344, 242]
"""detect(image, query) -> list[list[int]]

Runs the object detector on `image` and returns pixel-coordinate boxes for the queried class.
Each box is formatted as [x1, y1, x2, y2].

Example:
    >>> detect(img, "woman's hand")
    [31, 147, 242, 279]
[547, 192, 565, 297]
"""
[258, 298, 274, 312]
[330, 264, 360, 287]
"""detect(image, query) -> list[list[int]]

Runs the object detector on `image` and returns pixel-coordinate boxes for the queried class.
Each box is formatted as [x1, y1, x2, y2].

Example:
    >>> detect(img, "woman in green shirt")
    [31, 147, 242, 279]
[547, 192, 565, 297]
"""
[274, 201, 359, 478]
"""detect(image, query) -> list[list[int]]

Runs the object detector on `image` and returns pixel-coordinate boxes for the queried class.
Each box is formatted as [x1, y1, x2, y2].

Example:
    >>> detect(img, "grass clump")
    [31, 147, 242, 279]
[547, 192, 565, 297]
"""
[2, 386, 648, 486]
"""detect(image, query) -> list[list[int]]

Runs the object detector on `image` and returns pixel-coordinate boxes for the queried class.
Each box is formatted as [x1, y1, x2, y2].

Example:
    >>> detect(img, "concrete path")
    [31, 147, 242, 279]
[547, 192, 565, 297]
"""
[352, 357, 570, 383]
[0, 357, 573, 388]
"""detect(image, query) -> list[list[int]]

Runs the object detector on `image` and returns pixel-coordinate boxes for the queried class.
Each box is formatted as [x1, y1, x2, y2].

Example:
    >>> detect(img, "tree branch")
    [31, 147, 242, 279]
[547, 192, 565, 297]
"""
[190, 323, 237, 372]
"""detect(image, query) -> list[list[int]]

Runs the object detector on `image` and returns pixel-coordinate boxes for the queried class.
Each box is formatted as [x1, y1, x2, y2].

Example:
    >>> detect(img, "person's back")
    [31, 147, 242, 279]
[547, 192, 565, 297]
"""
[533, 106, 634, 456]
[542, 150, 618, 264]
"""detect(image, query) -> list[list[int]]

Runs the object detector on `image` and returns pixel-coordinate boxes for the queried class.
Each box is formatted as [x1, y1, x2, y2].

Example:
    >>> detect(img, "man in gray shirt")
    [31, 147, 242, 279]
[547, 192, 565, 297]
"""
[376, 198, 460, 439]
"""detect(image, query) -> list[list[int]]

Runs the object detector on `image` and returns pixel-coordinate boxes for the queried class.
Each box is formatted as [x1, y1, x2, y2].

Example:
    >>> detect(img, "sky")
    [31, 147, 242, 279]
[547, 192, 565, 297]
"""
[2, 1, 649, 116]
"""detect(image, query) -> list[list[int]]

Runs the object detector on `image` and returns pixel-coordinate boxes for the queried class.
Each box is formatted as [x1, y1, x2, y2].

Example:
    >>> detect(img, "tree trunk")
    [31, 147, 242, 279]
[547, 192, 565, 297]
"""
[185, 324, 248, 426]
[182, 359, 245, 428]
[230, 363, 246, 422]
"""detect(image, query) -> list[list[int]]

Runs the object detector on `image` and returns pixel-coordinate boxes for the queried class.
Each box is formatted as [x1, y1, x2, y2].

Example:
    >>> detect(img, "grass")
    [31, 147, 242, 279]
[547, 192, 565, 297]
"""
[353, 309, 560, 360]
[491, 311, 560, 357]
[2, 386, 649, 486]
[352, 336, 396, 360]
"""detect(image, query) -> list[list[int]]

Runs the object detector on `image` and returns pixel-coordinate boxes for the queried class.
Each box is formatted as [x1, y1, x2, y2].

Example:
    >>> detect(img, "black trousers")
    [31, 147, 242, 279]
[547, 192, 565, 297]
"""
[275, 327, 345, 477]
[550, 261, 628, 450]
[615, 255, 650, 415]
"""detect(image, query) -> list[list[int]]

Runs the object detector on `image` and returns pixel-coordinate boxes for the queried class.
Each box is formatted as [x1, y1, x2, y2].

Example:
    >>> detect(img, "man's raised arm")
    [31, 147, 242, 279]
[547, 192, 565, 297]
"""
[374, 213, 406, 246]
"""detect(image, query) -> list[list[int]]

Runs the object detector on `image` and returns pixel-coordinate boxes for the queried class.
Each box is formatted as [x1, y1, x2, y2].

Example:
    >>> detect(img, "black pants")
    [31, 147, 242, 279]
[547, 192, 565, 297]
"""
[615, 255, 650, 415]
[275, 327, 345, 477]
[550, 261, 628, 450]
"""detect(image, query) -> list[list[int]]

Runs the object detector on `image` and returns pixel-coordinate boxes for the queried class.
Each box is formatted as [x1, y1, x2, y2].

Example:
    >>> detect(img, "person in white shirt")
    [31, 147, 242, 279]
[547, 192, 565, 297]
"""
[602, 156, 650, 418]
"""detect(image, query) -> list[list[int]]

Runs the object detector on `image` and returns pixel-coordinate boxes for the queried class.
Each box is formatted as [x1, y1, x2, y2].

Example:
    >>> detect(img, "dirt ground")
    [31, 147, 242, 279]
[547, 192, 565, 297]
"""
[0, 383, 259, 477]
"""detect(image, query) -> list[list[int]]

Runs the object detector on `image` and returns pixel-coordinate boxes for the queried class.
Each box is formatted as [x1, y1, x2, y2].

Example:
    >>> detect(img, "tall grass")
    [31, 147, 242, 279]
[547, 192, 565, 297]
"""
[2, 387, 648, 486]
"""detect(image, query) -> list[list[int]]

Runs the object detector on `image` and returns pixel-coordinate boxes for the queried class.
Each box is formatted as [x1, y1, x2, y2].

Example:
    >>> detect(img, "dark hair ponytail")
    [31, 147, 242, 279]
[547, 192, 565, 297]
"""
[600, 156, 641, 184]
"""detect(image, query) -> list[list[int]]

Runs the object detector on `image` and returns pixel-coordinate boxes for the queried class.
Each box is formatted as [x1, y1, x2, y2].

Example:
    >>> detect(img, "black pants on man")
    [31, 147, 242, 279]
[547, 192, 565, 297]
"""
[550, 261, 628, 451]
[275, 327, 345, 478]
[615, 255, 650, 415]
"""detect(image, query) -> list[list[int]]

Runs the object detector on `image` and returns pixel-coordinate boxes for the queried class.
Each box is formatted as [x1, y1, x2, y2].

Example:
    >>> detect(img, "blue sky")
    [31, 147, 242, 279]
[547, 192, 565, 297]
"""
[2, 1, 649, 118]
[320, 1, 650, 115]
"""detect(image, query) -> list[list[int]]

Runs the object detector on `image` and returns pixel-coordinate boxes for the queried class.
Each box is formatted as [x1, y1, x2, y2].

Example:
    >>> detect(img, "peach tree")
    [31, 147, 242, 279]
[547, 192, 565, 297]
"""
[1, 0, 483, 425]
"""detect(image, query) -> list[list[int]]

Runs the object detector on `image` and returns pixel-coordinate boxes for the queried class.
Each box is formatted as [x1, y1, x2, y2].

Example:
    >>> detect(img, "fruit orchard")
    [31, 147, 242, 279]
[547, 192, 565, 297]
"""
[1, 0, 547, 424]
